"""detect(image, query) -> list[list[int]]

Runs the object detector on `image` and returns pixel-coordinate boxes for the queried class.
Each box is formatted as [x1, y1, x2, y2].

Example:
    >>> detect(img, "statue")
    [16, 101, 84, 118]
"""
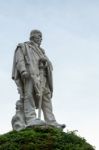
[11, 29, 65, 131]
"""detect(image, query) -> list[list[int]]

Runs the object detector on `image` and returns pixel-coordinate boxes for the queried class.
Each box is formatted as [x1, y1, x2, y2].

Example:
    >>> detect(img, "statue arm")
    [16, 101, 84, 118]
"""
[15, 47, 27, 75]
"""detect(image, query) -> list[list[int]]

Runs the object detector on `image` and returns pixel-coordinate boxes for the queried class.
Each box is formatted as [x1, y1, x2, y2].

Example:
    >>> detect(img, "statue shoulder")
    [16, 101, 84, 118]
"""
[15, 42, 28, 55]
[15, 42, 26, 50]
[14, 43, 23, 52]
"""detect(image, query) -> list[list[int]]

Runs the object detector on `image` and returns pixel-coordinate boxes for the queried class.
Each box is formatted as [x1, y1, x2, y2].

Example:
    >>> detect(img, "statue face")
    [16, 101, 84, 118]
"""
[31, 32, 42, 46]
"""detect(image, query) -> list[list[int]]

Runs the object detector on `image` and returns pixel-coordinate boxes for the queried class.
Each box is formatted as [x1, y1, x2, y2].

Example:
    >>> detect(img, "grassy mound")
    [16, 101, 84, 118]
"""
[0, 127, 95, 150]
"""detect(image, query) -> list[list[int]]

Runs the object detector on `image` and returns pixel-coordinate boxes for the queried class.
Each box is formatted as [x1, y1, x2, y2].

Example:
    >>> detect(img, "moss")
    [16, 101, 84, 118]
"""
[0, 127, 95, 150]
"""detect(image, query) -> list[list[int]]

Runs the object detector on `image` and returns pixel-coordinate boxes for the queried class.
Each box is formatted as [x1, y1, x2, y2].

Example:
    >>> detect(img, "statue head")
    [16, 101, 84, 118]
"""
[30, 29, 42, 46]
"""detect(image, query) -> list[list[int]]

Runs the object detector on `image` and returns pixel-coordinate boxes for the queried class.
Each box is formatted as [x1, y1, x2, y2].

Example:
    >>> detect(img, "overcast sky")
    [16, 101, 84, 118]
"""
[0, 0, 99, 149]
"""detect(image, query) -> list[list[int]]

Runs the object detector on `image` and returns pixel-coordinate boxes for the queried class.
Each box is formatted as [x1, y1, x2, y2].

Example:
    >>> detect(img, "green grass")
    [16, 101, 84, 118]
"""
[0, 127, 95, 150]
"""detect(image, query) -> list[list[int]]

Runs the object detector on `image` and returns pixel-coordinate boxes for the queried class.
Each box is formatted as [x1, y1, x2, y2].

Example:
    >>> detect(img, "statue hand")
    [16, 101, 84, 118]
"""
[39, 57, 48, 67]
[40, 56, 47, 62]
[32, 75, 41, 92]
[21, 71, 29, 79]
[34, 78, 40, 89]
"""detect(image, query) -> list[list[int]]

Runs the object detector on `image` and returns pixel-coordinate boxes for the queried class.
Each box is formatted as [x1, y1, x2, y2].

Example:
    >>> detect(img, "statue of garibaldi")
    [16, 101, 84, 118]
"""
[11, 29, 65, 131]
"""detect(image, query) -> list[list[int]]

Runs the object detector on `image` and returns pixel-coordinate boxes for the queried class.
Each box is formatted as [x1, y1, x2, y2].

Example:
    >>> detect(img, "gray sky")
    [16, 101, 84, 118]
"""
[0, 0, 99, 149]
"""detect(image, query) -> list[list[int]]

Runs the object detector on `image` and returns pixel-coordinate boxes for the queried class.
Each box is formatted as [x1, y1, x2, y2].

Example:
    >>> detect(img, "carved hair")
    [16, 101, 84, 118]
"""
[30, 29, 42, 40]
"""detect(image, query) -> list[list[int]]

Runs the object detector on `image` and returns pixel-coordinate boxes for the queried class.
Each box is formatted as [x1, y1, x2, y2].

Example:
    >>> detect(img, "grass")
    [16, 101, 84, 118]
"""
[0, 126, 95, 150]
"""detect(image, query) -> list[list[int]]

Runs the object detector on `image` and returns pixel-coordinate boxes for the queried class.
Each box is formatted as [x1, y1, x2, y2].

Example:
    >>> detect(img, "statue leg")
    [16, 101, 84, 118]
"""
[42, 88, 56, 124]
[41, 78, 66, 129]
[42, 90, 66, 129]
[24, 78, 36, 126]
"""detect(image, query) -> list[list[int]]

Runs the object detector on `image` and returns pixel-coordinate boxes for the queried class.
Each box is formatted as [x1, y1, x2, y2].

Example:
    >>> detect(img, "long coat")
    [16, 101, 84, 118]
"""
[12, 41, 53, 95]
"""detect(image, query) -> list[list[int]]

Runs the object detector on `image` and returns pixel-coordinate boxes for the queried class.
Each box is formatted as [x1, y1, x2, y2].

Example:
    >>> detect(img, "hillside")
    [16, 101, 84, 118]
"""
[0, 126, 95, 150]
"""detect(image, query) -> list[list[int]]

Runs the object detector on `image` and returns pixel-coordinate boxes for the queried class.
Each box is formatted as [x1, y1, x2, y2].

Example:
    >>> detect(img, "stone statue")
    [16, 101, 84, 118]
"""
[11, 30, 65, 131]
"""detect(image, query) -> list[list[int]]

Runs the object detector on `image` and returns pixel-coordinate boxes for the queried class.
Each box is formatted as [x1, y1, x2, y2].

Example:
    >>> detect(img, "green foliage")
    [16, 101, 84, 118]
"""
[0, 127, 95, 150]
